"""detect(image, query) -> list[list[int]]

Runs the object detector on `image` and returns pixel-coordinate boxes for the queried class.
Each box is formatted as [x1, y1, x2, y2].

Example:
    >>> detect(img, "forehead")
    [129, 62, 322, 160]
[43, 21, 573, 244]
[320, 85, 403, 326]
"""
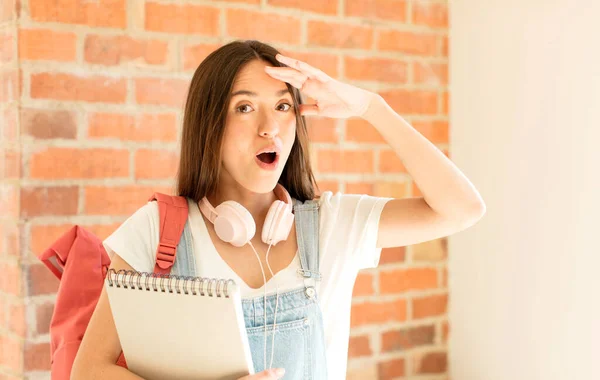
[231, 59, 290, 96]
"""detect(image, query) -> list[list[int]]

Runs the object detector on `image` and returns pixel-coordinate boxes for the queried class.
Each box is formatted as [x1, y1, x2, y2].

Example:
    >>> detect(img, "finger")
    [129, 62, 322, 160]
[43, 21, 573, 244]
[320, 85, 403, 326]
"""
[265, 66, 308, 84]
[299, 103, 319, 116]
[265, 67, 307, 90]
[275, 54, 330, 82]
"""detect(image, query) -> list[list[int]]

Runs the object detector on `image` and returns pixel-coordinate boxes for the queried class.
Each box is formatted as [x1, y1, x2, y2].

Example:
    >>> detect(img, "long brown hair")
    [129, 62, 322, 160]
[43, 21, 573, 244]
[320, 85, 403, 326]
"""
[177, 40, 318, 203]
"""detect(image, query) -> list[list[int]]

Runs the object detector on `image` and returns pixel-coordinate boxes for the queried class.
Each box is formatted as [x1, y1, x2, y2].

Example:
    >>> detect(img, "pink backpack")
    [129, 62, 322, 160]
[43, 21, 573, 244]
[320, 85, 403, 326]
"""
[37, 193, 189, 379]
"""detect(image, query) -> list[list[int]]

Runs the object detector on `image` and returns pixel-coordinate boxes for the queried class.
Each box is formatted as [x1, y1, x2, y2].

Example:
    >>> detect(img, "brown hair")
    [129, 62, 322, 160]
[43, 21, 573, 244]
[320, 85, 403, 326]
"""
[176, 39, 318, 203]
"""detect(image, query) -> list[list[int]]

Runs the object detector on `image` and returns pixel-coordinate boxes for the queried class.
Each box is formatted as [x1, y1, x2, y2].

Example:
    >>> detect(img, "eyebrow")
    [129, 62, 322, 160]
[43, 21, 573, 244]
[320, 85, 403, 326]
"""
[230, 89, 290, 98]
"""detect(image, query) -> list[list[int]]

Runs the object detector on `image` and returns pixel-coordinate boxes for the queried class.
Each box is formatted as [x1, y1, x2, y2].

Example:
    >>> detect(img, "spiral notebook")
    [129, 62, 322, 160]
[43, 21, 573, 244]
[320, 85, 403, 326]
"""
[105, 269, 255, 380]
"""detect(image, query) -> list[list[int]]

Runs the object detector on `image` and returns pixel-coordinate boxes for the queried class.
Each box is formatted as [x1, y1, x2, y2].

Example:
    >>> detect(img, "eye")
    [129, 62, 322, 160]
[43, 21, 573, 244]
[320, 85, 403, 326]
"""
[236, 104, 253, 113]
[278, 103, 293, 111]
[236, 103, 293, 113]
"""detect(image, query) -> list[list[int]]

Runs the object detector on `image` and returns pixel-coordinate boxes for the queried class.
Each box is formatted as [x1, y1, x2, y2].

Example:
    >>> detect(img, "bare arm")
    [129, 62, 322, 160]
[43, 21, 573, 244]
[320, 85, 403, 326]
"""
[71, 253, 145, 380]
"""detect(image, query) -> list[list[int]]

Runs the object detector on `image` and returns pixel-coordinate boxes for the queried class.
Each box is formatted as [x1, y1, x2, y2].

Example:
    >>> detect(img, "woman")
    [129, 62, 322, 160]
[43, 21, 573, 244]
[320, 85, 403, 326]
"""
[72, 40, 485, 380]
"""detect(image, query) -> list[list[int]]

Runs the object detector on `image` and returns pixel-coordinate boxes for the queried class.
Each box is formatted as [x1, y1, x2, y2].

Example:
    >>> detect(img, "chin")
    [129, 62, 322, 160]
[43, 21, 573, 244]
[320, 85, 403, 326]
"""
[243, 176, 282, 194]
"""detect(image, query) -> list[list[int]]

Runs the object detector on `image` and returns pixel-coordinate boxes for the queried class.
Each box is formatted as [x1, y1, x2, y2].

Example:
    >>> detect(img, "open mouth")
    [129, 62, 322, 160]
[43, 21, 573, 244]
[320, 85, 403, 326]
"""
[256, 152, 277, 164]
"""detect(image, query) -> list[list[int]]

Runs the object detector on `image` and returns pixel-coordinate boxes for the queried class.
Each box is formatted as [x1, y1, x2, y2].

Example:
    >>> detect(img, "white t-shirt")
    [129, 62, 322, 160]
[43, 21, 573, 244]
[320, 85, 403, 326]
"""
[103, 191, 392, 380]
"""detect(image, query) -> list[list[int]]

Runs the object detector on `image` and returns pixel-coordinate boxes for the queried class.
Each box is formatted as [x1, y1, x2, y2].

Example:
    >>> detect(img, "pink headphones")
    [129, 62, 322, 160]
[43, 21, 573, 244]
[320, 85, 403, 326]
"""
[198, 183, 295, 247]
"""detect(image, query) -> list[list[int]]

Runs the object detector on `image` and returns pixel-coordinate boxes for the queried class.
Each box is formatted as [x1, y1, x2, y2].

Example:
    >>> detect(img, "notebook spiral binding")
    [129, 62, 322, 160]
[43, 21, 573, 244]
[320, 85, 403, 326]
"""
[106, 268, 237, 298]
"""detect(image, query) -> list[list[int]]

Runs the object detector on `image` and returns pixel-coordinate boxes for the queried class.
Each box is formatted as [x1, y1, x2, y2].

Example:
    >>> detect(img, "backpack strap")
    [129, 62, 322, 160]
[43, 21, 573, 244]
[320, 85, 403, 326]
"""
[148, 193, 189, 275]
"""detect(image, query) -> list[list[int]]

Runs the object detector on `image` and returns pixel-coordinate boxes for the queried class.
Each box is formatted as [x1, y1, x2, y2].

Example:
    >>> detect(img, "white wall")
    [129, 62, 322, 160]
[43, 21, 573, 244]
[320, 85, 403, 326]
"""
[449, 1, 600, 379]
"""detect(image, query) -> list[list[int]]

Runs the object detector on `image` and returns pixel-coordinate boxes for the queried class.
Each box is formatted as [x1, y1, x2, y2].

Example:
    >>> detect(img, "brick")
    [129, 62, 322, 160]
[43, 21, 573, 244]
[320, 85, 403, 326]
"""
[145, 2, 219, 35]
[442, 320, 449, 343]
[306, 117, 337, 143]
[183, 43, 221, 71]
[412, 237, 447, 261]
[0, 69, 19, 103]
[308, 20, 373, 49]
[412, 120, 449, 144]
[20, 186, 78, 218]
[345, 119, 385, 144]
[24, 342, 51, 371]
[379, 149, 406, 173]
[412, 293, 448, 319]
[0, 184, 19, 219]
[35, 302, 55, 335]
[345, 182, 373, 194]
[8, 301, 25, 337]
[0, 222, 20, 257]
[0, 261, 22, 296]
[31, 73, 127, 103]
[413, 62, 448, 85]
[217, 0, 260, 3]
[134, 149, 179, 179]
[414, 351, 448, 374]
[30, 223, 121, 257]
[379, 268, 437, 294]
[281, 51, 339, 79]
[19, 29, 76, 61]
[345, 56, 408, 84]
[412, 182, 421, 197]
[379, 246, 406, 265]
[20, 108, 77, 139]
[2, 107, 19, 141]
[380, 89, 438, 115]
[381, 324, 435, 352]
[84, 34, 168, 66]
[227, 9, 301, 45]
[84, 186, 172, 216]
[0, 0, 16, 22]
[372, 182, 407, 198]
[29, 147, 129, 179]
[442, 90, 449, 114]
[28, 263, 59, 295]
[29, 0, 126, 28]
[412, 2, 448, 28]
[268, 0, 337, 15]
[317, 150, 374, 173]
[378, 30, 439, 56]
[0, 335, 22, 372]
[351, 299, 406, 327]
[352, 272, 374, 297]
[378, 358, 405, 378]
[0, 32, 14, 63]
[315, 181, 339, 195]
[345, 0, 407, 22]
[134, 77, 189, 107]
[347, 335, 371, 358]
[442, 36, 449, 57]
[88, 112, 177, 142]
[29, 224, 70, 255]
[2, 147, 20, 179]
[346, 364, 378, 380]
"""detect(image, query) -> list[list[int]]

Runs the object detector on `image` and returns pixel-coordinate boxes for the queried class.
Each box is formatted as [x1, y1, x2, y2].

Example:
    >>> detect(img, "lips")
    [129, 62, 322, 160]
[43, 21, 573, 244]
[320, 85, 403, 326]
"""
[255, 142, 282, 170]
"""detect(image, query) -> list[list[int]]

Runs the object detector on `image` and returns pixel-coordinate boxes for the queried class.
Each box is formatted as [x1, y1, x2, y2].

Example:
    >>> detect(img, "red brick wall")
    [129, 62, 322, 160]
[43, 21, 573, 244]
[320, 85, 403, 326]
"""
[1, 0, 449, 379]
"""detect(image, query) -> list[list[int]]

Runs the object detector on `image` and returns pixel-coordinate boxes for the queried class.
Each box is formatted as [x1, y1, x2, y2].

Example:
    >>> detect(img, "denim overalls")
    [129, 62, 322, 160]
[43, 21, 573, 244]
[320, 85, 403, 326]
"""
[170, 198, 328, 380]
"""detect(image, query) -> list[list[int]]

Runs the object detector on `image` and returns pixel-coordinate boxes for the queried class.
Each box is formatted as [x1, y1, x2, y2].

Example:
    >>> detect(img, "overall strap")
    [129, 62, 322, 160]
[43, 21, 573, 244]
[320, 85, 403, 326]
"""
[171, 219, 197, 277]
[293, 198, 322, 282]
[148, 193, 189, 275]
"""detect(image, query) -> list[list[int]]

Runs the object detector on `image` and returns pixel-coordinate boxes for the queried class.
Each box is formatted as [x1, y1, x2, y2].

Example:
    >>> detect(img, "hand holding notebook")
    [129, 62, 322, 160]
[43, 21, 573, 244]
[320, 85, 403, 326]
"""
[105, 269, 255, 380]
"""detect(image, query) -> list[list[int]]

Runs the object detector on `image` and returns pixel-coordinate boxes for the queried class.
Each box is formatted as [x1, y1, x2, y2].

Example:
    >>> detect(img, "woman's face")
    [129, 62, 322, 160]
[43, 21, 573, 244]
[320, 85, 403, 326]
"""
[220, 59, 297, 194]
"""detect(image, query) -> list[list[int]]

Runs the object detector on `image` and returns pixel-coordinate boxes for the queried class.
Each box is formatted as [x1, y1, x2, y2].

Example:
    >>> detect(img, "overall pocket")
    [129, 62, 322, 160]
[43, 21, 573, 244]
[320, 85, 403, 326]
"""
[247, 317, 312, 380]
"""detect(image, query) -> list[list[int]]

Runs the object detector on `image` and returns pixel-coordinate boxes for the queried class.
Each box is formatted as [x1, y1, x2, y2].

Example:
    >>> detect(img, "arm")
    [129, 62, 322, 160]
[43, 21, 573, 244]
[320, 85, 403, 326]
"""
[360, 94, 487, 249]
[70, 253, 145, 380]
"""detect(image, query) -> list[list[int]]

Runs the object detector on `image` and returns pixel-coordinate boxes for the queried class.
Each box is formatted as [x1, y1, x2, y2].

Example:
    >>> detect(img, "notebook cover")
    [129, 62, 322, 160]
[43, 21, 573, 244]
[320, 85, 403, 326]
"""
[105, 273, 255, 380]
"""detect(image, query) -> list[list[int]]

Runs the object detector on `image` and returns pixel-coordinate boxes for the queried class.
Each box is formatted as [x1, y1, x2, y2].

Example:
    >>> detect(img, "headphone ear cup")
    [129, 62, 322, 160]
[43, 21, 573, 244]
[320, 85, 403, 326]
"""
[262, 200, 293, 246]
[214, 201, 256, 247]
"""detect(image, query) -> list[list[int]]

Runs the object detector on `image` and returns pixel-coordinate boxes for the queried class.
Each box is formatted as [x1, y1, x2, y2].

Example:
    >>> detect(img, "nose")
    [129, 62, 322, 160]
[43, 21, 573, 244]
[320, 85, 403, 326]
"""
[257, 114, 280, 138]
